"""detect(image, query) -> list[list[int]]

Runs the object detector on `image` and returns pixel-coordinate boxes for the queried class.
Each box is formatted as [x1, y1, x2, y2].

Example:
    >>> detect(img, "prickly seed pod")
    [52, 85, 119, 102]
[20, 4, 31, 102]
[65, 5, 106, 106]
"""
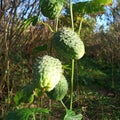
[52, 27, 85, 59]
[40, 0, 64, 20]
[33, 55, 63, 92]
[47, 75, 68, 101]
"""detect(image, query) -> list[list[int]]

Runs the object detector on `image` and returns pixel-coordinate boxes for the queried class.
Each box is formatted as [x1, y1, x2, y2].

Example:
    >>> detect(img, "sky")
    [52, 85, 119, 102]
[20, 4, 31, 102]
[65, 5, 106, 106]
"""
[94, 0, 118, 32]
[94, 7, 114, 33]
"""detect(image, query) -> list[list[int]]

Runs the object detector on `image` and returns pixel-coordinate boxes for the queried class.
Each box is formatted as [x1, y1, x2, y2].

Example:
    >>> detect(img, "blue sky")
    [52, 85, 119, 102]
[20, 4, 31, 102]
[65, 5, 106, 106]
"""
[94, 7, 114, 32]
[94, 0, 118, 32]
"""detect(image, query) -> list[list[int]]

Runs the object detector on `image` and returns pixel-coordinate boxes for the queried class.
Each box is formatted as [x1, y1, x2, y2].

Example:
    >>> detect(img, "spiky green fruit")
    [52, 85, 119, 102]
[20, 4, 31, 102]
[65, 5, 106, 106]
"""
[33, 55, 63, 92]
[47, 75, 68, 101]
[52, 27, 85, 59]
[40, 0, 64, 20]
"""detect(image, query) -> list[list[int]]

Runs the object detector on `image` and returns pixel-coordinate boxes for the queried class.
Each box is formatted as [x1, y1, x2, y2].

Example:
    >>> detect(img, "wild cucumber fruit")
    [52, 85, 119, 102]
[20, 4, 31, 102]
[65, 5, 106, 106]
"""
[40, 0, 64, 20]
[52, 27, 85, 59]
[33, 55, 63, 92]
[47, 75, 68, 101]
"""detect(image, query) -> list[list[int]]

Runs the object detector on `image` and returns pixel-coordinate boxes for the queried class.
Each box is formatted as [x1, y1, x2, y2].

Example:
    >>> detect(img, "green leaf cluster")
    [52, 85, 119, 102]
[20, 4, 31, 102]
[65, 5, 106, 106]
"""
[5, 108, 49, 120]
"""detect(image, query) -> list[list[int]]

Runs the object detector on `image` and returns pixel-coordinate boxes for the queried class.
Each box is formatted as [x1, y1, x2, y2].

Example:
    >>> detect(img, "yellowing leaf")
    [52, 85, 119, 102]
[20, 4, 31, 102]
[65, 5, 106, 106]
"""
[92, 0, 113, 5]
[73, 0, 113, 16]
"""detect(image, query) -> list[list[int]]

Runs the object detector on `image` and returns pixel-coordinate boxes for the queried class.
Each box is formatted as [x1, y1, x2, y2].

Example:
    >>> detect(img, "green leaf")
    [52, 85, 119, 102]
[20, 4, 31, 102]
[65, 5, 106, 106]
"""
[73, 2, 104, 15]
[62, 64, 71, 70]
[5, 108, 49, 120]
[24, 16, 39, 29]
[64, 110, 82, 120]
[32, 44, 48, 55]
[14, 84, 35, 105]
[73, 0, 113, 16]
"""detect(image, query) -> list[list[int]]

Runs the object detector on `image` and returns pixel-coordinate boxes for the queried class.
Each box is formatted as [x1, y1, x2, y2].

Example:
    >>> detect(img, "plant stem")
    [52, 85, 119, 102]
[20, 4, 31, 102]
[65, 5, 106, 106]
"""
[69, 0, 75, 110]
[41, 21, 54, 32]
[70, 59, 75, 110]
[78, 17, 83, 35]
[56, 17, 59, 32]
[69, 0, 74, 30]
[60, 100, 67, 111]
[33, 113, 36, 120]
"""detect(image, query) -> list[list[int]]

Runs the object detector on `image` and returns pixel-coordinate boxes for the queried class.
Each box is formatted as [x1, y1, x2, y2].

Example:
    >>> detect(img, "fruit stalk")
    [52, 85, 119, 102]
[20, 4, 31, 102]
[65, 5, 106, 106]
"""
[69, 0, 74, 30]
[69, 0, 75, 110]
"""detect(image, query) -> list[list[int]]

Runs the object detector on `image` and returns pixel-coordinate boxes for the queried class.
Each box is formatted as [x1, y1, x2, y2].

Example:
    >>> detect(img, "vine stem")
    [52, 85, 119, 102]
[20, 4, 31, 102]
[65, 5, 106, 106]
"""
[69, 0, 74, 30]
[78, 17, 83, 35]
[33, 113, 36, 120]
[69, 0, 75, 110]
[60, 100, 68, 111]
[56, 17, 59, 32]
[70, 59, 75, 110]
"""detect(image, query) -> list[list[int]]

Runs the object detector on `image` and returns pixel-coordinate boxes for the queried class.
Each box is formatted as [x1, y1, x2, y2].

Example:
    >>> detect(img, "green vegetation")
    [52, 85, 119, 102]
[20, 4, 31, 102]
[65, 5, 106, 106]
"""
[0, 0, 120, 120]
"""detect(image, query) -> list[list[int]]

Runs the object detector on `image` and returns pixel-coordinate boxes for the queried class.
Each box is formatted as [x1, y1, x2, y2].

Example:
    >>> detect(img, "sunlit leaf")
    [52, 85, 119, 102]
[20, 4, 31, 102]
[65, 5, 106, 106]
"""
[64, 109, 82, 120]
[73, 2, 104, 15]
[73, 0, 113, 16]
[62, 64, 71, 70]
[92, 0, 113, 5]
